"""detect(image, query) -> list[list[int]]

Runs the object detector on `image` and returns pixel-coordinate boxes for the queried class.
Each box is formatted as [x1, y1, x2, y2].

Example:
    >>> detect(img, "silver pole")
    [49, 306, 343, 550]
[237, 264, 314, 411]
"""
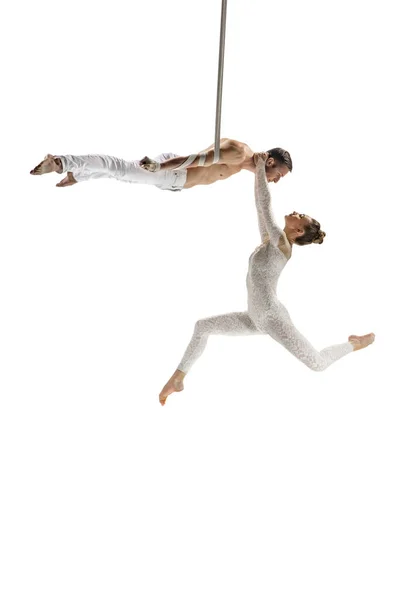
[214, 0, 228, 160]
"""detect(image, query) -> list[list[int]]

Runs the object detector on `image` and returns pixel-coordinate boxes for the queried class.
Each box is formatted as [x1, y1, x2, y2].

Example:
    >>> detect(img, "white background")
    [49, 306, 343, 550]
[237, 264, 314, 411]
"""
[1, 0, 399, 598]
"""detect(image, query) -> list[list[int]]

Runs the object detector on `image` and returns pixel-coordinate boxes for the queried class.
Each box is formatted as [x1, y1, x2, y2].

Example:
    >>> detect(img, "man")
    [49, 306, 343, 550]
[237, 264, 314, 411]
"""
[29, 139, 292, 190]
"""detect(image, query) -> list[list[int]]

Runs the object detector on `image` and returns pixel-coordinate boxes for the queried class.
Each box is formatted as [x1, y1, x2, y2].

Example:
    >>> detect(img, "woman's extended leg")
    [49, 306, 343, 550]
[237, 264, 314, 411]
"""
[159, 311, 259, 405]
[260, 313, 374, 371]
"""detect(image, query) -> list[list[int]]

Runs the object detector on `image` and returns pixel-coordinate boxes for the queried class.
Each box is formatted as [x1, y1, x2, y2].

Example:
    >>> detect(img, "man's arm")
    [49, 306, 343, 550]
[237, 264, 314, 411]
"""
[140, 139, 245, 172]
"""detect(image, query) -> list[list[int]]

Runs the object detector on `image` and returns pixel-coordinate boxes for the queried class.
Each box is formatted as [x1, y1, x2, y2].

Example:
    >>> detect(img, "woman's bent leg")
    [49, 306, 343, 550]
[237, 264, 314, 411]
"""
[159, 311, 258, 405]
[178, 311, 259, 374]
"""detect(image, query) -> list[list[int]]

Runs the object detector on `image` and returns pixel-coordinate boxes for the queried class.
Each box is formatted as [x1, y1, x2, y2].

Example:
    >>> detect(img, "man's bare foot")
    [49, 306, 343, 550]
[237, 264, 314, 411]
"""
[139, 156, 161, 172]
[159, 369, 186, 406]
[56, 172, 77, 187]
[349, 333, 375, 351]
[30, 154, 62, 175]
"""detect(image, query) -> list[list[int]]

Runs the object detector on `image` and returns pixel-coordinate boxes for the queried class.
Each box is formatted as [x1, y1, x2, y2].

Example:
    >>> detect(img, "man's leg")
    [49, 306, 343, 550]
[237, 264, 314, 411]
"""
[57, 154, 169, 186]
[30, 153, 182, 189]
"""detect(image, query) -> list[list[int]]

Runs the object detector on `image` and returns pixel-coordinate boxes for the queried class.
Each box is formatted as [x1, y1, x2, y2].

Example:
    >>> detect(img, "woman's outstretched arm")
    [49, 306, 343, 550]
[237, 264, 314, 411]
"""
[254, 156, 284, 245]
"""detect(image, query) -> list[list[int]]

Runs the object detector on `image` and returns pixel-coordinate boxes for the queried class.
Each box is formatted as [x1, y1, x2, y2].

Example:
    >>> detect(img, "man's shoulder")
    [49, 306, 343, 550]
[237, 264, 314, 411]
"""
[222, 139, 251, 163]
[223, 138, 249, 150]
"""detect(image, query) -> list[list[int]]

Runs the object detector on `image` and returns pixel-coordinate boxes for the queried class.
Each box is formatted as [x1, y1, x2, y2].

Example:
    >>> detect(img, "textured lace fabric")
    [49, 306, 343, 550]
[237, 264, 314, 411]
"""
[177, 159, 353, 374]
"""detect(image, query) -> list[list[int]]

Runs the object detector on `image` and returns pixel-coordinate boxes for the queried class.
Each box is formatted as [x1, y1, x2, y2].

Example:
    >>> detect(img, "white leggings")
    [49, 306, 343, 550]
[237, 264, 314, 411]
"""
[56, 153, 187, 191]
[177, 310, 353, 373]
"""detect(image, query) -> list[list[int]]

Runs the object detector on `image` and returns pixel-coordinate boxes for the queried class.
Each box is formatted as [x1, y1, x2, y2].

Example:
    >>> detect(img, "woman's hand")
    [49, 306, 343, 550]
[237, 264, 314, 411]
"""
[253, 151, 269, 166]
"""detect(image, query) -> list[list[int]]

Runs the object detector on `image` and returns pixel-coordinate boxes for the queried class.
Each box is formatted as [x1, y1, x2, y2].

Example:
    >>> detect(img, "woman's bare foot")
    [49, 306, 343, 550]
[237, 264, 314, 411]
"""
[56, 172, 77, 187]
[349, 333, 375, 351]
[30, 154, 62, 175]
[159, 370, 186, 406]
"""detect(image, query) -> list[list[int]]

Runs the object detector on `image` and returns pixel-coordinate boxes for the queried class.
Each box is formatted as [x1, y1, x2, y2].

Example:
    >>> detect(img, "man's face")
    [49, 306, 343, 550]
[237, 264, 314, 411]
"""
[265, 159, 289, 183]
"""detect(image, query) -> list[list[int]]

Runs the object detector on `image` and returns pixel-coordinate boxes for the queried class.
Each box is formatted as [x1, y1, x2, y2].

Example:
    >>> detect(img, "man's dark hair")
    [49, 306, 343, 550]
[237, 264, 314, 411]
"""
[267, 147, 293, 172]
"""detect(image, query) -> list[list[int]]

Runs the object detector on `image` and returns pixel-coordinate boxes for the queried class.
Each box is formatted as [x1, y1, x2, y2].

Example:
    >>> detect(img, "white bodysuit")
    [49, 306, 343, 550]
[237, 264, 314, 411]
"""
[56, 153, 187, 191]
[177, 159, 353, 373]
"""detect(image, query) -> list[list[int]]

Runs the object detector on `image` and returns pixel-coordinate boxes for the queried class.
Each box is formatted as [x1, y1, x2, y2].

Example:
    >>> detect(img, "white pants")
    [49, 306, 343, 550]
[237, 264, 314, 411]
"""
[56, 153, 187, 191]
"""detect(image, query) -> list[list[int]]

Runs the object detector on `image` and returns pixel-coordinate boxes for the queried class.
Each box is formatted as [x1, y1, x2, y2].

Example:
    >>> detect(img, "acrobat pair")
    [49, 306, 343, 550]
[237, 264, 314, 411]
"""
[30, 142, 375, 405]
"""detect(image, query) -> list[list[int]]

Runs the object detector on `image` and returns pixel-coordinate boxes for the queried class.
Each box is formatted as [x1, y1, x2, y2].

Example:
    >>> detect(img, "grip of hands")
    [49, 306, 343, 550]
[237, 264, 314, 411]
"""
[253, 151, 268, 166]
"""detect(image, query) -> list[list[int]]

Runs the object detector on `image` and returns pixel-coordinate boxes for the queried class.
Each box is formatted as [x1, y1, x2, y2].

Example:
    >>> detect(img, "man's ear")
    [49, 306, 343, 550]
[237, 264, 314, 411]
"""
[297, 228, 304, 234]
[266, 157, 275, 167]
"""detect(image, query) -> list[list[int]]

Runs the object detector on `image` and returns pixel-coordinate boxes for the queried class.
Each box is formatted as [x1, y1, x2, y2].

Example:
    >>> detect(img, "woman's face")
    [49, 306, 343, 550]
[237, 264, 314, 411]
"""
[284, 212, 312, 236]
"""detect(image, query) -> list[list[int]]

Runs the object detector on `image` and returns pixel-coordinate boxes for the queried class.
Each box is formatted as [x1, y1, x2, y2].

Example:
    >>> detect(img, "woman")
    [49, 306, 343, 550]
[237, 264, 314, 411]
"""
[159, 154, 374, 405]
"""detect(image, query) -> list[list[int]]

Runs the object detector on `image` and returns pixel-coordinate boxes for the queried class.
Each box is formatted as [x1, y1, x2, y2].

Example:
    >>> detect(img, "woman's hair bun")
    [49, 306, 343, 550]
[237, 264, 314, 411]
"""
[313, 230, 326, 244]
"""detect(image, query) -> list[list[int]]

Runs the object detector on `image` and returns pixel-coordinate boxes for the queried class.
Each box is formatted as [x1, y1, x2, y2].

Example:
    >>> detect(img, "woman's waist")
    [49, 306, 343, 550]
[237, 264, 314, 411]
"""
[246, 271, 280, 289]
[246, 285, 279, 304]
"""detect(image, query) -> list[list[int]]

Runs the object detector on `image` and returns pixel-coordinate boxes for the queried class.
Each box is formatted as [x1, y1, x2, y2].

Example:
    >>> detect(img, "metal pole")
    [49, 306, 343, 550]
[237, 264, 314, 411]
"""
[214, 0, 228, 161]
